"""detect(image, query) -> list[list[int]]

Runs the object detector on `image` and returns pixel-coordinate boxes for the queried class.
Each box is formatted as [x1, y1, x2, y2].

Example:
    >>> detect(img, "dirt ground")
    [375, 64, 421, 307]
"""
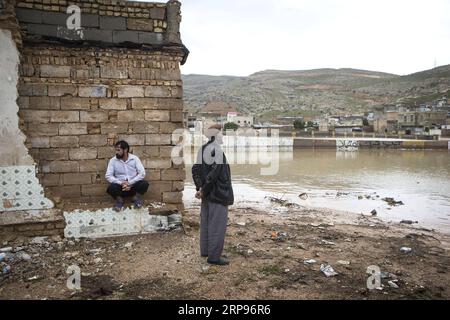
[1, 204, 450, 300]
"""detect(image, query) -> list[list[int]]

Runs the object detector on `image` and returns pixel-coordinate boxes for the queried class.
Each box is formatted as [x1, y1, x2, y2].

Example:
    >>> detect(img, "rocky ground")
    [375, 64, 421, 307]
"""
[1, 204, 450, 300]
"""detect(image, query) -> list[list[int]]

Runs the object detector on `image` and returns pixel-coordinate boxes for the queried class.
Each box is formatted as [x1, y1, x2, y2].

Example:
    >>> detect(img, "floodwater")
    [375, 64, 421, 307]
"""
[183, 148, 450, 233]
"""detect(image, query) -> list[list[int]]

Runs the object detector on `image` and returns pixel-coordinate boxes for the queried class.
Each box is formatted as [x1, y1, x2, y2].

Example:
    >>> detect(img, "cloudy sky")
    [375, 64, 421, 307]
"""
[152, 0, 450, 76]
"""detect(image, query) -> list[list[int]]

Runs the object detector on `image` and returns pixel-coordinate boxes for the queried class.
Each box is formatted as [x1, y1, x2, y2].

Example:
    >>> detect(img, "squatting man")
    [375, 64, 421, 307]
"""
[105, 140, 150, 211]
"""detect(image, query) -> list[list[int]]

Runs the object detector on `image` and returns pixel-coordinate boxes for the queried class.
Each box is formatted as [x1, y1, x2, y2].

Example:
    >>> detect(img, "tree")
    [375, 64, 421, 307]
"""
[223, 122, 238, 131]
[294, 119, 305, 130]
[363, 118, 369, 126]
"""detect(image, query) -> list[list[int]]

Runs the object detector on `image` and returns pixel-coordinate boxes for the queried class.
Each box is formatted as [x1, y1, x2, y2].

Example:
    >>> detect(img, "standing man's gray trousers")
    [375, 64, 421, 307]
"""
[200, 200, 228, 261]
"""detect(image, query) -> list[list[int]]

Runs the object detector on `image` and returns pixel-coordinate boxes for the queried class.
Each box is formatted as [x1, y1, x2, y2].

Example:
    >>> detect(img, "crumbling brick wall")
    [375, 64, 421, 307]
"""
[13, 0, 188, 212]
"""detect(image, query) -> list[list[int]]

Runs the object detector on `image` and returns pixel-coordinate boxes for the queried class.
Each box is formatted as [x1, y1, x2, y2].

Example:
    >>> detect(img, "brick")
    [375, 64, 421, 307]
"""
[29, 137, 50, 148]
[144, 110, 170, 122]
[47, 185, 81, 198]
[27, 123, 59, 136]
[101, 123, 129, 134]
[145, 134, 171, 145]
[143, 158, 172, 169]
[100, 66, 128, 79]
[117, 85, 144, 98]
[79, 85, 107, 98]
[116, 134, 145, 146]
[18, 83, 47, 96]
[131, 122, 159, 134]
[159, 122, 179, 134]
[20, 110, 51, 123]
[16, 224, 46, 232]
[59, 123, 87, 135]
[17, 96, 30, 109]
[148, 181, 172, 198]
[81, 14, 99, 28]
[83, 28, 113, 42]
[40, 65, 71, 78]
[144, 85, 171, 98]
[117, 110, 145, 122]
[158, 98, 183, 110]
[79, 135, 107, 147]
[39, 148, 68, 160]
[132, 146, 159, 158]
[99, 16, 126, 30]
[145, 169, 161, 181]
[97, 146, 115, 159]
[81, 184, 109, 197]
[160, 69, 181, 81]
[74, 67, 100, 79]
[161, 169, 185, 181]
[131, 98, 158, 109]
[159, 146, 174, 157]
[29, 96, 61, 110]
[172, 181, 184, 192]
[138, 32, 163, 44]
[149, 7, 166, 20]
[99, 98, 127, 110]
[88, 123, 101, 135]
[61, 97, 91, 110]
[19, 64, 35, 77]
[39, 173, 61, 187]
[63, 173, 93, 185]
[48, 161, 79, 173]
[69, 147, 97, 160]
[80, 111, 109, 122]
[48, 84, 77, 97]
[163, 191, 183, 204]
[41, 11, 67, 25]
[127, 18, 154, 31]
[113, 30, 139, 43]
[170, 111, 184, 122]
[171, 86, 183, 98]
[50, 111, 79, 123]
[16, 8, 43, 23]
[79, 159, 108, 173]
[50, 136, 79, 148]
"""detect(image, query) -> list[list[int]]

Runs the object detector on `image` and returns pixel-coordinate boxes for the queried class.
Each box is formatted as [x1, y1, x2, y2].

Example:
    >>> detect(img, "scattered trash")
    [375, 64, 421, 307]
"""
[265, 196, 300, 208]
[27, 276, 40, 282]
[400, 220, 418, 225]
[382, 197, 404, 206]
[0, 252, 6, 262]
[236, 222, 246, 227]
[371, 209, 377, 216]
[303, 259, 317, 265]
[337, 260, 350, 265]
[30, 237, 48, 245]
[124, 242, 133, 249]
[320, 264, 338, 277]
[16, 252, 31, 262]
[400, 247, 412, 254]
[94, 257, 103, 264]
[298, 193, 308, 200]
[271, 231, 288, 242]
[2, 265, 11, 275]
[388, 280, 399, 288]
[358, 195, 363, 200]
[320, 240, 335, 246]
[0, 247, 13, 253]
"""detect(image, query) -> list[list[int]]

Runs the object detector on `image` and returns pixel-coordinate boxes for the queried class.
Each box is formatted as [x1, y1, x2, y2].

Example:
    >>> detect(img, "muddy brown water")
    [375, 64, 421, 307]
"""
[184, 148, 450, 233]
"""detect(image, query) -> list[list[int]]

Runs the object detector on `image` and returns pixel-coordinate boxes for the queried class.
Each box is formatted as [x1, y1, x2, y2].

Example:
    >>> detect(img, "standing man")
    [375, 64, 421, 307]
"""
[105, 140, 149, 211]
[192, 124, 234, 266]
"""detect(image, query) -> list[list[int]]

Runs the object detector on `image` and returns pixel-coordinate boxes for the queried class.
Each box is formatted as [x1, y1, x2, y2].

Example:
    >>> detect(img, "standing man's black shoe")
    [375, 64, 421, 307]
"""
[207, 257, 229, 266]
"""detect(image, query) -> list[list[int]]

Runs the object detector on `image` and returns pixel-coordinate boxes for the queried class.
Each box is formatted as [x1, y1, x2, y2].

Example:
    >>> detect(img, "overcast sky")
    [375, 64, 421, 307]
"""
[149, 0, 450, 76]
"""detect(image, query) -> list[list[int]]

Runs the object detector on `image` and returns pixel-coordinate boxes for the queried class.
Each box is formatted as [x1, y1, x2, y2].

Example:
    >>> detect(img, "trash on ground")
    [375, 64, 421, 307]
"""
[303, 259, 317, 265]
[298, 193, 308, 200]
[382, 197, 404, 206]
[320, 264, 338, 277]
[400, 247, 412, 254]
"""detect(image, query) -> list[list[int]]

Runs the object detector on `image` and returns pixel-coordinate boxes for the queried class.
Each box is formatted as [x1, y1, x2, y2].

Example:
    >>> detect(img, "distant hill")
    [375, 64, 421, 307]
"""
[182, 65, 450, 121]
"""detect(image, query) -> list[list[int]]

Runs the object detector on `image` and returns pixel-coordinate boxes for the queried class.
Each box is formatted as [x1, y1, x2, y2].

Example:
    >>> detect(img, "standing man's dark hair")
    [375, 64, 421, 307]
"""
[192, 124, 234, 266]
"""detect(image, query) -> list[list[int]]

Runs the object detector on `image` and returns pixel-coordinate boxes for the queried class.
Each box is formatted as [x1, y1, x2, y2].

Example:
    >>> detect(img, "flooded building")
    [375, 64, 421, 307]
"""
[0, 0, 188, 239]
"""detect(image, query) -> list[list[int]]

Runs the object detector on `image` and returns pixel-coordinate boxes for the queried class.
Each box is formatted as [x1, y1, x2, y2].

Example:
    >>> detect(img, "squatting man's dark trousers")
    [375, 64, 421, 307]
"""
[106, 180, 149, 199]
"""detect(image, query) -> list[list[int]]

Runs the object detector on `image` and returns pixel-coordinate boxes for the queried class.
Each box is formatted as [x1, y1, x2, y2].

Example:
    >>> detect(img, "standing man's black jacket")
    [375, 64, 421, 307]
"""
[192, 139, 234, 206]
